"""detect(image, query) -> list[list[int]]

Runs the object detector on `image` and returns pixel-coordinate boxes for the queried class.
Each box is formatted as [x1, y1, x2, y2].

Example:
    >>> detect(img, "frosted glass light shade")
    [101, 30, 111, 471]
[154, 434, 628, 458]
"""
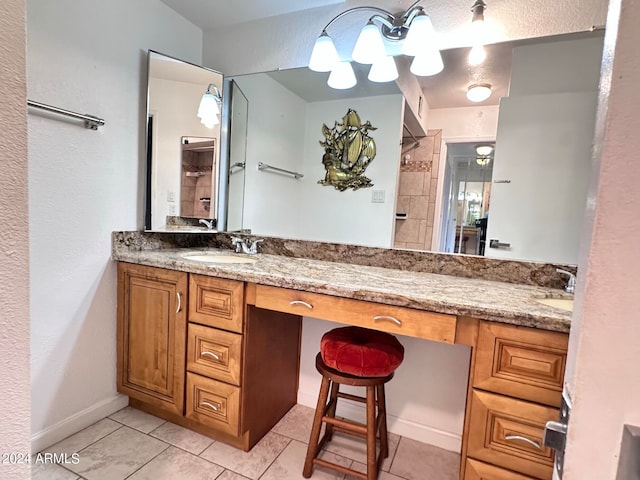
[410, 48, 444, 76]
[402, 13, 437, 57]
[468, 44, 486, 65]
[197, 91, 219, 120]
[309, 32, 339, 72]
[466, 84, 492, 102]
[368, 56, 398, 83]
[201, 112, 220, 129]
[327, 61, 357, 89]
[352, 21, 386, 64]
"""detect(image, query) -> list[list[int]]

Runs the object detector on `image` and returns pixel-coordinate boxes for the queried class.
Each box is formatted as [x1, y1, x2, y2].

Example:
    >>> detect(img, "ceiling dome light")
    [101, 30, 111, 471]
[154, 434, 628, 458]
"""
[328, 61, 357, 89]
[309, 31, 340, 72]
[402, 12, 437, 57]
[466, 83, 492, 102]
[475, 144, 494, 156]
[368, 56, 398, 83]
[352, 20, 386, 64]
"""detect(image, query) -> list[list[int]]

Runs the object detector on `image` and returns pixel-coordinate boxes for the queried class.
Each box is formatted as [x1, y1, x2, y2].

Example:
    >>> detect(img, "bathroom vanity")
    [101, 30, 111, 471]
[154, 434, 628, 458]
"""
[113, 233, 571, 480]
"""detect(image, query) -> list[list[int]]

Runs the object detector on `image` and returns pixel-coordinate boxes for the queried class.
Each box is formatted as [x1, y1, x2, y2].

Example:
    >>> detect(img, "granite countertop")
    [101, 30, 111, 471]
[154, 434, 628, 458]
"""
[113, 247, 572, 333]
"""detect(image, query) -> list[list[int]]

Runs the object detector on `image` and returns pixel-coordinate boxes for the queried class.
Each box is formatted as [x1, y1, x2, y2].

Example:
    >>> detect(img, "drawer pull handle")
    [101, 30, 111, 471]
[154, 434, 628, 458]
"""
[504, 435, 542, 449]
[176, 292, 182, 313]
[201, 351, 220, 361]
[373, 315, 402, 326]
[200, 401, 219, 412]
[290, 300, 313, 310]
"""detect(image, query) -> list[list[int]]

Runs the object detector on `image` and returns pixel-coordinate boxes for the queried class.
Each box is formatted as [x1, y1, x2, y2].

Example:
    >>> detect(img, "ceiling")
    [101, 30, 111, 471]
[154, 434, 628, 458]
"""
[159, 0, 345, 30]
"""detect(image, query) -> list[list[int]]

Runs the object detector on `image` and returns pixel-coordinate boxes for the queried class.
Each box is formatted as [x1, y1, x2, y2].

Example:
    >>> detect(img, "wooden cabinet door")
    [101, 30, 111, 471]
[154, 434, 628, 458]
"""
[117, 263, 187, 415]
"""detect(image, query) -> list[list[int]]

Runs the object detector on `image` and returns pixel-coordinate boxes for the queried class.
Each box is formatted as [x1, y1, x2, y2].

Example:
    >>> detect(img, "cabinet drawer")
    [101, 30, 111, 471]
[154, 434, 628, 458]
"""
[189, 275, 244, 333]
[185, 372, 241, 436]
[464, 458, 537, 480]
[187, 323, 242, 386]
[468, 390, 557, 479]
[474, 321, 568, 407]
[255, 285, 456, 343]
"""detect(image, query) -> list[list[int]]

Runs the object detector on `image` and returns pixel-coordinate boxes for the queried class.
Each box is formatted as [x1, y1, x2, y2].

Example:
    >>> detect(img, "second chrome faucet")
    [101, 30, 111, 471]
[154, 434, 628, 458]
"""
[231, 237, 263, 255]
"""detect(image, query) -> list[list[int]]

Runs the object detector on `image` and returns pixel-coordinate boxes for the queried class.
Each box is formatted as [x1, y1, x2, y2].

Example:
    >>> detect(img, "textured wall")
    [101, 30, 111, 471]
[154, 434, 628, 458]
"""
[563, 0, 640, 477]
[0, 0, 30, 478]
[27, 0, 203, 451]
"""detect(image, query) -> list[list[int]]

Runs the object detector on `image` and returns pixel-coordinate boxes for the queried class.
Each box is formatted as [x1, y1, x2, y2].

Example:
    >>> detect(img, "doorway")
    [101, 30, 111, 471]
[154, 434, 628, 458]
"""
[439, 142, 494, 255]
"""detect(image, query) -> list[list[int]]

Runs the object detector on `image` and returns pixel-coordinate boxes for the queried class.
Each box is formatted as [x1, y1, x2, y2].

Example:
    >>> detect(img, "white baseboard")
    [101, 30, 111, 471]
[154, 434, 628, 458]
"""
[31, 394, 129, 453]
[298, 390, 461, 453]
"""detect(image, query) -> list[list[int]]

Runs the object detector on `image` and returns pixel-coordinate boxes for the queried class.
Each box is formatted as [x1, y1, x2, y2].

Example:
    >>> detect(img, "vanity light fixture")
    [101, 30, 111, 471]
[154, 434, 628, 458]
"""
[466, 83, 492, 102]
[468, 0, 488, 66]
[308, 1, 443, 89]
[197, 84, 222, 128]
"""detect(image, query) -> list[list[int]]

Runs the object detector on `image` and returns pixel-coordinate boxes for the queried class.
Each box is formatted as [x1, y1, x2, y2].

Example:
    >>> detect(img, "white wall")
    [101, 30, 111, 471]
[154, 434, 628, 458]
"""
[298, 319, 471, 452]
[0, 0, 30, 477]
[563, 0, 640, 477]
[27, 0, 203, 451]
[485, 35, 603, 264]
[299, 95, 404, 247]
[149, 77, 221, 230]
[234, 73, 306, 238]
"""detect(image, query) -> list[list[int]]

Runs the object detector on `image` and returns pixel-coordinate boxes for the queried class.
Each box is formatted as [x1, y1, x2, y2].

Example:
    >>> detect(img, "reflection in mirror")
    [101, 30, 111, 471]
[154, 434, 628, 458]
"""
[145, 50, 225, 231]
[228, 30, 604, 264]
[225, 81, 249, 232]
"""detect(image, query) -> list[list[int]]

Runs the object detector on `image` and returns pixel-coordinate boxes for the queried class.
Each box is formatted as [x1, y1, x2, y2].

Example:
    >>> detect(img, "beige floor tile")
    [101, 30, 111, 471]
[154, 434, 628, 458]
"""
[46, 418, 122, 455]
[271, 404, 315, 443]
[31, 462, 79, 480]
[215, 471, 250, 480]
[128, 446, 223, 480]
[349, 461, 407, 480]
[109, 407, 165, 434]
[68, 426, 168, 480]
[389, 437, 459, 480]
[149, 421, 214, 455]
[261, 440, 349, 480]
[199, 431, 290, 480]
[322, 430, 400, 472]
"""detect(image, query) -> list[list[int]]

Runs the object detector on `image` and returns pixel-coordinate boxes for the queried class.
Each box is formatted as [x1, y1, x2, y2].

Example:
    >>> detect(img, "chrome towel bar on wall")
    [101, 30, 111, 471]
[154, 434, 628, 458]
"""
[27, 100, 105, 130]
[257, 162, 303, 179]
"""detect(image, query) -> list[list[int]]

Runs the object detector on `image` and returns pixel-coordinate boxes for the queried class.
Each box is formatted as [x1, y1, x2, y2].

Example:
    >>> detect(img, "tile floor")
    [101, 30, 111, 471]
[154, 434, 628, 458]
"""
[32, 405, 459, 480]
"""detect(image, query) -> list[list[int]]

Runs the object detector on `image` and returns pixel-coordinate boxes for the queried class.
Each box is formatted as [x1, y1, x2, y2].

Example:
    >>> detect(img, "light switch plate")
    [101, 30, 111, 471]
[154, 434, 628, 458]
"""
[372, 189, 385, 203]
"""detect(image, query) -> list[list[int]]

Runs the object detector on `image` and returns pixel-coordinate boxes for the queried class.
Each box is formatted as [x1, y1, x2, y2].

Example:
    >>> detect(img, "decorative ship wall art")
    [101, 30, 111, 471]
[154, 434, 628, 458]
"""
[318, 109, 377, 191]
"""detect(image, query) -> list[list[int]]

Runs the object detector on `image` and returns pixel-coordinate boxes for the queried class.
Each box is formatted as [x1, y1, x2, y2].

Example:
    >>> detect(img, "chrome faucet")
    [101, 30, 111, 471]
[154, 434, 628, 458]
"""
[198, 218, 215, 230]
[231, 237, 263, 255]
[556, 269, 576, 294]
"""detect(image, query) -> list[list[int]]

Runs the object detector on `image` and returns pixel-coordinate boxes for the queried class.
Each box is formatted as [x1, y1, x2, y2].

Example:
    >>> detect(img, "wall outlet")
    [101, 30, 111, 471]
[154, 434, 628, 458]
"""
[168, 204, 177, 215]
[371, 189, 385, 203]
[167, 191, 175, 202]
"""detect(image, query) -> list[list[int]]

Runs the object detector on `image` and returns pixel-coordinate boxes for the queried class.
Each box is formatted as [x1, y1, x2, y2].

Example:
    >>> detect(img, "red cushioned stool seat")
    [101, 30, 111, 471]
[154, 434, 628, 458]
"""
[303, 327, 404, 480]
[321, 326, 404, 377]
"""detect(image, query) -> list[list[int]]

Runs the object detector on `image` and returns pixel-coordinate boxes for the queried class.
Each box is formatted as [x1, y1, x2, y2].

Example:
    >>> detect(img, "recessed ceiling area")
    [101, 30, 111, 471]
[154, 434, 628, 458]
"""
[159, 0, 345, 30]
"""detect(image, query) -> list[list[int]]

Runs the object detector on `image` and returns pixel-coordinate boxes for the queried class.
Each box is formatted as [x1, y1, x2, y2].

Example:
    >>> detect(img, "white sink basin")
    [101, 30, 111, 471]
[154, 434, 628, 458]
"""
[534, 297, 574, 312]
[182, 253, 257, 264]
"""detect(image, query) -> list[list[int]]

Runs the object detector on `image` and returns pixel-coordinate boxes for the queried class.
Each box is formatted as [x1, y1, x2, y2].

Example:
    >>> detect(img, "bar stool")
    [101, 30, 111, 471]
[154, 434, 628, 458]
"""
[302, 326, 404, 480]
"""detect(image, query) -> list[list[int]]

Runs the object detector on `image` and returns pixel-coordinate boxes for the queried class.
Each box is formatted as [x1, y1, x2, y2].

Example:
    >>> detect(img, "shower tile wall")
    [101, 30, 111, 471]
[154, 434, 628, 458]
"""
[181, 149, 214, 218]
[394, 129, 442, 251]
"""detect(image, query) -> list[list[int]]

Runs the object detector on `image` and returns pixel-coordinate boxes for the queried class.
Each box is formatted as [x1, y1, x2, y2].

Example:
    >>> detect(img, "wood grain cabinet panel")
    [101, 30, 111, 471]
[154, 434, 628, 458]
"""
[187, 323, 242, 386]
[464, 458, 537, 480]
[185, 372, 241, 436]
[255, 284, 456, 343]
[189, 274, 244, 333]
[468, 390, 557, 479]
[474, 322, 568, 407]
[117, 263, 187, 416]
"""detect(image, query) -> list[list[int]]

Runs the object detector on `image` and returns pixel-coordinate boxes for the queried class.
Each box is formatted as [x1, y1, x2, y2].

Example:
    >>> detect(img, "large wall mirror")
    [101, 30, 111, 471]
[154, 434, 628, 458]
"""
[145, 50, 226, 231]
[145, 30, 604, 265]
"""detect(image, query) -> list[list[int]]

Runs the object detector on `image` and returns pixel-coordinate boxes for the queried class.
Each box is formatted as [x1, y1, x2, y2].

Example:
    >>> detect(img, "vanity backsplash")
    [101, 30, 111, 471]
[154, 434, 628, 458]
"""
[112, 231, 576, 289]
